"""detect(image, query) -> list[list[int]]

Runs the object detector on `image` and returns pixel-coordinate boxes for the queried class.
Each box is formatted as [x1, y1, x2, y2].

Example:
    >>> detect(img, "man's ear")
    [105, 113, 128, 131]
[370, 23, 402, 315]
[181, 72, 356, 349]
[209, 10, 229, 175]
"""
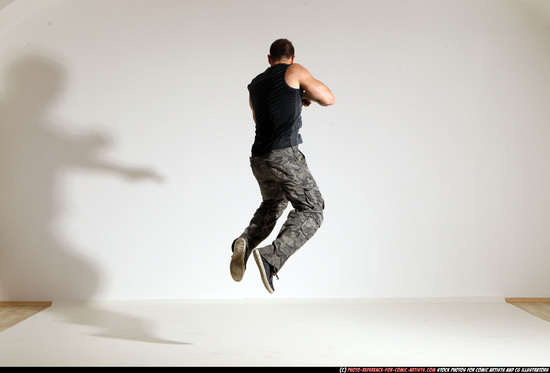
[290, 56, 295, 64]
[268, 55, 272, 65]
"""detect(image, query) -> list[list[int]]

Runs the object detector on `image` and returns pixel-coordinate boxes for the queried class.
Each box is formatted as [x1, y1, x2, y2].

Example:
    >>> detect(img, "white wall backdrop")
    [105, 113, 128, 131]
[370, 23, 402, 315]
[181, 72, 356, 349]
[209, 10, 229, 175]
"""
[1, 0, 549, 301]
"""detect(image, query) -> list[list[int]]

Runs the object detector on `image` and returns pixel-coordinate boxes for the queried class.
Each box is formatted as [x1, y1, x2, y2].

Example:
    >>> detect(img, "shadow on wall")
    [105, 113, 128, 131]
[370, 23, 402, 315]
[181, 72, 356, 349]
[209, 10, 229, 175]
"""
[0, 54, 183, 343]
[0, 0, 16, 12]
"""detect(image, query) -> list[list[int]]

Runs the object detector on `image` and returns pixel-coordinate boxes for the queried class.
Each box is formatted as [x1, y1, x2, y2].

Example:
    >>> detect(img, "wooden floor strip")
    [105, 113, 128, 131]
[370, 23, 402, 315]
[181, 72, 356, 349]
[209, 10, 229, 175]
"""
[510, 303, 550, 323]
[0, 301, 52, 306]
[0, 302, 52, 333]
[505, 297, 550, 303]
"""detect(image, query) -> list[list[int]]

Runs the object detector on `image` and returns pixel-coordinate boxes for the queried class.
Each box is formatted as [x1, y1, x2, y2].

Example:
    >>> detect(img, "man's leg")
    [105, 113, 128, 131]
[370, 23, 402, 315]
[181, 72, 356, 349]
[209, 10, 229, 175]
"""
[241, 155, 289, 249]
[231, 155, 288, 281]
[256, 147, 324, 273]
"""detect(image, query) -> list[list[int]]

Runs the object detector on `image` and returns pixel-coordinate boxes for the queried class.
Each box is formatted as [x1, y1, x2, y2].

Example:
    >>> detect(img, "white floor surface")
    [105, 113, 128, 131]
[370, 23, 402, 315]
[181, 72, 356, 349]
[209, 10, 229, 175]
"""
[1, 298, 550, 367]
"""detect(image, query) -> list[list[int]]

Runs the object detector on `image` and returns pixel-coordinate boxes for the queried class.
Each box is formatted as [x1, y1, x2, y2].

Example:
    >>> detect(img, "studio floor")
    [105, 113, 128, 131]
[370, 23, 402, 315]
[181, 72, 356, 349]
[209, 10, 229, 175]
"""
[0, 298, 549, 367]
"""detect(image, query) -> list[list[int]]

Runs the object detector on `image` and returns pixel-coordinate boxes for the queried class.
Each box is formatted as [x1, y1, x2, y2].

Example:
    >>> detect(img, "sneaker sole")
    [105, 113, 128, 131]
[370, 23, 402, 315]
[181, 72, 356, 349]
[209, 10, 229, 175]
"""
[253, 249, 274, 294]
[230, 238, 246, 282]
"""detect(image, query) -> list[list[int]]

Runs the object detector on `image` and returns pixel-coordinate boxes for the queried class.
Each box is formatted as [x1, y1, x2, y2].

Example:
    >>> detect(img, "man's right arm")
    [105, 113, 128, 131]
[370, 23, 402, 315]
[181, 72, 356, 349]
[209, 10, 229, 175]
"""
[287, 64, 335, 107]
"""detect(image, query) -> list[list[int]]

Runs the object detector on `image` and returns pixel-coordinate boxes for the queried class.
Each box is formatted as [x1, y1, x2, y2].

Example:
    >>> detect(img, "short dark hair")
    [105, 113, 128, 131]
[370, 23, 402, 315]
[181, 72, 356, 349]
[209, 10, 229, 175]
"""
[269, 39, 295, 61]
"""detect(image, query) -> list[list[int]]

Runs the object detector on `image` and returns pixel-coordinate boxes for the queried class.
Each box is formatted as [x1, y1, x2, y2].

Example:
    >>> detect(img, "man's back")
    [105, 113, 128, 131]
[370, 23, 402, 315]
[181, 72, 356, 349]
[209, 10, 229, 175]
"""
[248, 63, 303, 157]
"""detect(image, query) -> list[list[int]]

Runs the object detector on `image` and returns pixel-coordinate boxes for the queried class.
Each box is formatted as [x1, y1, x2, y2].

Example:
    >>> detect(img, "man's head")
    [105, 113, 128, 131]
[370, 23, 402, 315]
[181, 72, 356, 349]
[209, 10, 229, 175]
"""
[268, 39, 295, 66]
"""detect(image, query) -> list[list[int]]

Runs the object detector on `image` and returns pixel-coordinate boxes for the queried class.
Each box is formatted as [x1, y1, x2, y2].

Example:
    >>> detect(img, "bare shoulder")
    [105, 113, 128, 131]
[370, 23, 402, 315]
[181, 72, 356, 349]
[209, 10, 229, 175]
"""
[285, 63, 312, 88]
[287, 63, 310, 76]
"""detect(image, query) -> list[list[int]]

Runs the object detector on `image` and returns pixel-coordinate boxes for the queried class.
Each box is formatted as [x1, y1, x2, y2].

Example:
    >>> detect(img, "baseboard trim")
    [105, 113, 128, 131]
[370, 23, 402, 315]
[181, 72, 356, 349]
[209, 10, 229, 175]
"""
[505, 297, 550, 303]
[0, 301, 52, 306]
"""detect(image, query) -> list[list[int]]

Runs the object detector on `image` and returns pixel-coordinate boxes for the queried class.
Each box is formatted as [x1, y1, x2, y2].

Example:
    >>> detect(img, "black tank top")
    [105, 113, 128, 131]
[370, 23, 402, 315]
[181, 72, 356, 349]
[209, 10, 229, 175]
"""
[248, 64, 303, 157]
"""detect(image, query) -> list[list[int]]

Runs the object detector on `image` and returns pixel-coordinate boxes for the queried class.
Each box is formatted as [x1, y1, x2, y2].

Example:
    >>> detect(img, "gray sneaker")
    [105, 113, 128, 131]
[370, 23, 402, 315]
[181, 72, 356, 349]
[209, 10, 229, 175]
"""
[253, 249, 276, 294]
[230, 237, 249, 282]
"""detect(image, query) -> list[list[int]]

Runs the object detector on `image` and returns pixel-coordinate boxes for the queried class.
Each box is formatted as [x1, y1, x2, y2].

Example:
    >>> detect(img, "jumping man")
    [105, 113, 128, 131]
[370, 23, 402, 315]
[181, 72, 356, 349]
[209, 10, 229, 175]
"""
[230, 39, 335, 294]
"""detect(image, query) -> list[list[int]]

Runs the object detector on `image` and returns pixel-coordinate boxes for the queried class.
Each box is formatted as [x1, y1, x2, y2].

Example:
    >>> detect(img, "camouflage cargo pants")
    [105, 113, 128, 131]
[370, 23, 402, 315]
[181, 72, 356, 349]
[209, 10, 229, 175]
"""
[240, 146, 324, 272]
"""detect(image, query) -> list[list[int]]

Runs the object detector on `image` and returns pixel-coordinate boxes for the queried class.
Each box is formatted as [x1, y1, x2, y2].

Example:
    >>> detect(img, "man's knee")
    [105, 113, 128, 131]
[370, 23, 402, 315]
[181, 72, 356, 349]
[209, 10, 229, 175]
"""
[262, 198, 288, 215]
[304, 187, 324, 212]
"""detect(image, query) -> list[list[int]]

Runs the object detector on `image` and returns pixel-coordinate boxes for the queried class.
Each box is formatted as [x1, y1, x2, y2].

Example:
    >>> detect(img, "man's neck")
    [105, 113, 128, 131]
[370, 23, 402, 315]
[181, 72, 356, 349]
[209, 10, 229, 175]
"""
[270, 58, 293, 67]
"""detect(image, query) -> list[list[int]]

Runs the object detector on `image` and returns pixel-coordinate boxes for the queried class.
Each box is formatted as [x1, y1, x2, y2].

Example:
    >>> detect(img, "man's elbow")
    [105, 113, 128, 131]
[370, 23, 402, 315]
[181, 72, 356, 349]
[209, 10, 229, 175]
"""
[321, 94, 335, 106]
